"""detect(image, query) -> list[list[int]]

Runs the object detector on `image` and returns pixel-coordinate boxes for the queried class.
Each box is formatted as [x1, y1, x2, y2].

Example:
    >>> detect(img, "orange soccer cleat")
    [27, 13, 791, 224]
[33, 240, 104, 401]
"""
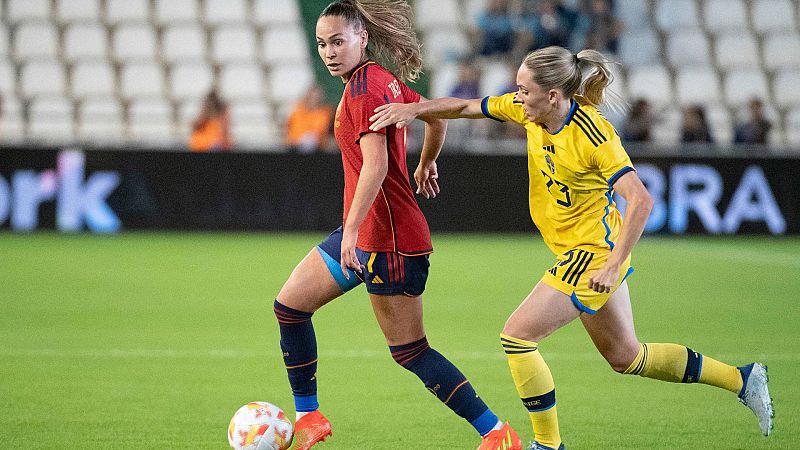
[477, 422, 523, 450]
[290, 410, 332, 450]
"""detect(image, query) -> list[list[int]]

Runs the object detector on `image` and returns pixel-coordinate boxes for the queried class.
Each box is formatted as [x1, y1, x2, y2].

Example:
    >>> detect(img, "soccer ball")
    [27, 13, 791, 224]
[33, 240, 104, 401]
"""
[228, 402, 293, 450]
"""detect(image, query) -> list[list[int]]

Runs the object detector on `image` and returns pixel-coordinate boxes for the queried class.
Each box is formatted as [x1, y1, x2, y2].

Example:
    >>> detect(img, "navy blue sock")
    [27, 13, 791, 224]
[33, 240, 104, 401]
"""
[390, 337, 497, 436]
[274, 300, 318, 412]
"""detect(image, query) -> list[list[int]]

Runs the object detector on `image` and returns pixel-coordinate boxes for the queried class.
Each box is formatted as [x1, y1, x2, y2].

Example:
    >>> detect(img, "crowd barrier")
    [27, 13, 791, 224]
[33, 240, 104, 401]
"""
[0, 147, 795, 235]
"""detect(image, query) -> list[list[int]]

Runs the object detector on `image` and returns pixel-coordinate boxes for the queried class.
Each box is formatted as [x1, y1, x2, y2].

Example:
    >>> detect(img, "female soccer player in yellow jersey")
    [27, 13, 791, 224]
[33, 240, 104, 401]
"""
[369, 46, 773, 449]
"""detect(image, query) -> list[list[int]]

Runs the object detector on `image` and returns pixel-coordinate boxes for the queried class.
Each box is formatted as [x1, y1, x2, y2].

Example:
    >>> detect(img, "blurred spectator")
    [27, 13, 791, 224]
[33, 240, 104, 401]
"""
[734, 98, 772, 144]
[449, 61, 480, 99]
[574, 0, 623, 53]
[475, 0, 515, 56]
[622, 98, 654, 142]
[681, 105, 713, 143]
[519, 0, 580, 52]
[286, 85, 333, 153]
[189, 90, 232, 152]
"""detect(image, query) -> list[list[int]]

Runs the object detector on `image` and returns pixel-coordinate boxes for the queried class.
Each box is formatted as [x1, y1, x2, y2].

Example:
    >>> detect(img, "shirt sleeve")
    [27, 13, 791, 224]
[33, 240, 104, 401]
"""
[592, 132, 635, 187]
[349, 91, 389, 141]
[483, 93, 527, 125]
[400, 81, 421, 104]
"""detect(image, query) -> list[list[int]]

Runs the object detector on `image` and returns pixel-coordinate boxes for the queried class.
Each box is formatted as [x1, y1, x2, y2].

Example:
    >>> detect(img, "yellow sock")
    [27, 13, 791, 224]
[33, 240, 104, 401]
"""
[699, 355, 743, 394]
[624, 343, 743, 393]
[501, 334, 561, 449]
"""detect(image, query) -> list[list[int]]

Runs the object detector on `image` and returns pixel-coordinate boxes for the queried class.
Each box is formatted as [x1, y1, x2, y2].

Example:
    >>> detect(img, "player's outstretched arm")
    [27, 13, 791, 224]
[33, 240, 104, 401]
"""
[414, 114, 446, 199]
[369, 97, 485, 131]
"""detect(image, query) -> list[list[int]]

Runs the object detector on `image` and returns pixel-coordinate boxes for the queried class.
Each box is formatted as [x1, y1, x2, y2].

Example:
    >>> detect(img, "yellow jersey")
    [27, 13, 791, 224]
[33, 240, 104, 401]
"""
[483, 94, 634, 256]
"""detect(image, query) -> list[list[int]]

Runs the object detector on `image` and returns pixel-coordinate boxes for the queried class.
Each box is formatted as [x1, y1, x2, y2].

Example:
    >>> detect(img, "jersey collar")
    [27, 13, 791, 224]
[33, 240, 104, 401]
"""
[547, 99, 578, 135]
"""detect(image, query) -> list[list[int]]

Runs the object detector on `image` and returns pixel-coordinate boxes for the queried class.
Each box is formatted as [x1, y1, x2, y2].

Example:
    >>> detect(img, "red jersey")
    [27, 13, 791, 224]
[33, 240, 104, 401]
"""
[334, 61, 432, 255]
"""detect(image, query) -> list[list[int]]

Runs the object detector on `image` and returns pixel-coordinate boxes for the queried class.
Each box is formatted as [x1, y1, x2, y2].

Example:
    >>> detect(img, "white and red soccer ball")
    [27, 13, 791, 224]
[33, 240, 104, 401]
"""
[228, 402, 293, 450]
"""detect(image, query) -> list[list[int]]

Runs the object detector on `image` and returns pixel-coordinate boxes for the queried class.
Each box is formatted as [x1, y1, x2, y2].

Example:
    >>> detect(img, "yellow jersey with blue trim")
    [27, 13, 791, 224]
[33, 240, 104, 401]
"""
[482, 93, 635, 255]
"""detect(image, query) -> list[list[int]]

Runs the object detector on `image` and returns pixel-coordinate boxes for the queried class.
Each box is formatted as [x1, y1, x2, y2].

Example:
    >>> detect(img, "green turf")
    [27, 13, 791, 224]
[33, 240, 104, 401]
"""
[0, 232, 798, 449]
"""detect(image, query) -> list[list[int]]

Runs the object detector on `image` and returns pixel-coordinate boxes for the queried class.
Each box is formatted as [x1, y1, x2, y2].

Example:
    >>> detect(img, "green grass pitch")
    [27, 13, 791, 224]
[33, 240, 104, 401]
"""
[0, 232, 798, 449]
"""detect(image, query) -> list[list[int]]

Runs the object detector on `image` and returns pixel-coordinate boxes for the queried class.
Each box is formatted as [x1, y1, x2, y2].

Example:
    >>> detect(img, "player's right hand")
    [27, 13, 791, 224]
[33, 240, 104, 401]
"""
[369, 103, 419, 131]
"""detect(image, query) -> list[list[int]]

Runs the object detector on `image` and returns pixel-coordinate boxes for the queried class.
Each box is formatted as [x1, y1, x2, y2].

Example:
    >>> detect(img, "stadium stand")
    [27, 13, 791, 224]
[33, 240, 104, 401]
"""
[0, 0, 797, 150]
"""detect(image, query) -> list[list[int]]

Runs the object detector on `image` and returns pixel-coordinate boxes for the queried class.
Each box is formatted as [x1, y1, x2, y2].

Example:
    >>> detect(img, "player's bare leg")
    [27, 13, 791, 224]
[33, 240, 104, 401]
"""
[582, 281, 773, 436]
[276, 248, 342, 450]
[371, 294, 522, 450]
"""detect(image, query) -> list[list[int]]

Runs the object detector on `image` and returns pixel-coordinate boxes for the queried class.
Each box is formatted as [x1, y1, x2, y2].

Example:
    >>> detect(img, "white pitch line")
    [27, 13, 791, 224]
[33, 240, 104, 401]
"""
[0, 348, 796, 362]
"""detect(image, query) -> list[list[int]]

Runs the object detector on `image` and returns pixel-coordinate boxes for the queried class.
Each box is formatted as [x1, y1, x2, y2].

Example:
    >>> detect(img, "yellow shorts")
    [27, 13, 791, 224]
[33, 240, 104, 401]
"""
[541, 247, 634, 314]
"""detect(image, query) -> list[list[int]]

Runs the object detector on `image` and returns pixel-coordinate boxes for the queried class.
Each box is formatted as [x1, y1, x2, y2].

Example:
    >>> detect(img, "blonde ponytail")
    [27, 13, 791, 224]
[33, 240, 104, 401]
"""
[522, 46, 625, 112]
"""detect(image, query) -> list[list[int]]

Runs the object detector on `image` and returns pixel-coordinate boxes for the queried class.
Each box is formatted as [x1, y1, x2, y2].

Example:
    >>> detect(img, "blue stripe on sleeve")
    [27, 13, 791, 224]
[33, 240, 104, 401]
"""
[480, 96, 504, 122]
[607, 166, 635, 188]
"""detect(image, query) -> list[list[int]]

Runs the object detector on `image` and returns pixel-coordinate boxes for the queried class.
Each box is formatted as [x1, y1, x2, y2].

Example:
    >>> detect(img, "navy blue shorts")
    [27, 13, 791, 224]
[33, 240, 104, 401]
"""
[316, 227, 430, 296]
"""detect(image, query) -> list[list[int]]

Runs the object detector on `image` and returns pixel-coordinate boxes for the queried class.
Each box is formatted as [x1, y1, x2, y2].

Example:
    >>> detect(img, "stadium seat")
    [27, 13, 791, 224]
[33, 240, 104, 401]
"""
[169, 62, 214, 100]
[465, 0, 490, 24]
[675, 66, 722, 107]
[177, 99, 200, 138]
[28, 97, 75, 140]
[14, 22, 59, 60]
[120, 62, 165, 99]
[71, 61, 116, 98]
[162, 24, 207, 63]
[204, 0, 247, 25]
[7, 0, 51, 23]
[422, 29, 471, 66]
[613, 0, 651, 30]
[113, 23, 158, 61]
[705, 103, 734, 144]
[78, 97, 125, 141]
[480, 61, 515, 97]
[715, 32, 761, 71]
[21, 61, 66, 98]
[626, 65, 673, 107]
[430, 63, 460, 99]
[262, 25, 309, 65]
[751, 0, 797, 34]
[665, 29, 710, 68]
[723, 70, 770, 108]
[650, 105, 681, 144]
[654, 0, 699, 30]
[219, 63, 265, 100]
[212, 25, 257, 63]
[617, 28, 661, 67]
[64, 24, 108, 61]
[763, 33, 800, 72]
[703, 0, 748, 34]
[0, 59, 15, 95]
[772, 70, 800, 110]
[785, 107, 800, 146]
[267, 64, 314, 103]
[105, 0, 150, 24]
[0, 25, 7, 56]
[56, 0, 100, 23]
[229, 100, 278, 148]
[253, 0, 302, 26]
[0, 95, 26, 139]
[127, 99, 175, 142]
[415, 0, 461, 31]
[155, 0, 200, 25]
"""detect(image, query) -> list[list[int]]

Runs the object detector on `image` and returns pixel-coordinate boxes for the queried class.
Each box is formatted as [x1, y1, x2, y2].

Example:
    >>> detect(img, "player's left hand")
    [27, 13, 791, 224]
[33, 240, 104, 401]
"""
[588, 262, 619, 293]
[369, 103, 419, 131]
[414, 161, 440, 199]
[340, 228, 363, 279]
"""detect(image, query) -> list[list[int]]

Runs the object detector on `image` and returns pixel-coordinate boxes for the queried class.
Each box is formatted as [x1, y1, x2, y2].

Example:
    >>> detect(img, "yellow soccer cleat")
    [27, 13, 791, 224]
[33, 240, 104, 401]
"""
[290, 411, 332, 450]
[477, 422, 523, 450]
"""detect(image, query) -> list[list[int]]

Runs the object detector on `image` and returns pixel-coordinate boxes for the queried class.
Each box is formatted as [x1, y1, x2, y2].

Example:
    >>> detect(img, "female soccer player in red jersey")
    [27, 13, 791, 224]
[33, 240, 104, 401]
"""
[272, 2, 522, 449]
[369, 46, 773, 449]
